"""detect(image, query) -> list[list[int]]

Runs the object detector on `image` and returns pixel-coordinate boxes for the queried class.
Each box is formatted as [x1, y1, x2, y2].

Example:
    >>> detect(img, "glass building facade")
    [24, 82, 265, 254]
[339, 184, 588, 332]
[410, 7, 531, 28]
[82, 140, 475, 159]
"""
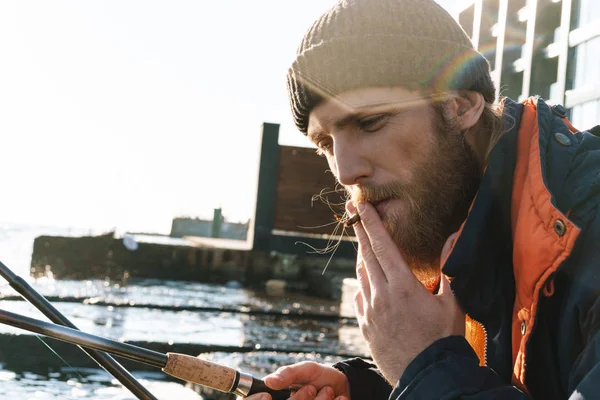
[454, 0, 600, 128]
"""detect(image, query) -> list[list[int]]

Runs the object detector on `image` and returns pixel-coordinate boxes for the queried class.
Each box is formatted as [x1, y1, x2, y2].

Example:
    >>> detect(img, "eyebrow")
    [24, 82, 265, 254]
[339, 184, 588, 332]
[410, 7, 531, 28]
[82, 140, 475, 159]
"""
[306, 97, 423, 140]
[333, 112, 364, 129]
[307, 111, 367, 142]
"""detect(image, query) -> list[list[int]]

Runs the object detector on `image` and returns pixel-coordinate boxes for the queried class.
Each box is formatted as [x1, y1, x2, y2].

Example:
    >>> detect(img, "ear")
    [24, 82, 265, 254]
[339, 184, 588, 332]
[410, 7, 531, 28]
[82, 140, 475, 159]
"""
[446, 91, 485, 130]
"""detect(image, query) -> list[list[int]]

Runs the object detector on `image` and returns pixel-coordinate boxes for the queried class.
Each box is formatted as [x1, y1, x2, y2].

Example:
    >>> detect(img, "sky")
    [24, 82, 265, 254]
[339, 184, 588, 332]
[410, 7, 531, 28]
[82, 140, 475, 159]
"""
[0, 0, 456, 234]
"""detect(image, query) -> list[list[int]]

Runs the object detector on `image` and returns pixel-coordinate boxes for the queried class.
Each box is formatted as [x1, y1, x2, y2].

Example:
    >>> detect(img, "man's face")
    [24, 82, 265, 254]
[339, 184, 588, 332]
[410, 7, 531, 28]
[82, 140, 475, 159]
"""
[307, 87, 481, 280]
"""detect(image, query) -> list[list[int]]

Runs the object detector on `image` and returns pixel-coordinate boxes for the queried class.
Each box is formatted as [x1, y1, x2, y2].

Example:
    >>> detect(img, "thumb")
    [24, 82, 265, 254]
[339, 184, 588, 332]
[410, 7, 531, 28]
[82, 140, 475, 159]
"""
[438, 273, 452, 296]
[263, 374, 288, 390]
[438, 272, 465, 336]
[263, 361, 318, 389]
[440, 232, 459, 268]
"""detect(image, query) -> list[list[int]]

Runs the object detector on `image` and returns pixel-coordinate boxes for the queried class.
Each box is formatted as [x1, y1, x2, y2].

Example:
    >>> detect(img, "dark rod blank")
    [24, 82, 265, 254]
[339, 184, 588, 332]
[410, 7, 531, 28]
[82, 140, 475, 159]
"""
[0, 308, 293, 399]
[0, 261, 159, 400]
[0, 308, 168, 367]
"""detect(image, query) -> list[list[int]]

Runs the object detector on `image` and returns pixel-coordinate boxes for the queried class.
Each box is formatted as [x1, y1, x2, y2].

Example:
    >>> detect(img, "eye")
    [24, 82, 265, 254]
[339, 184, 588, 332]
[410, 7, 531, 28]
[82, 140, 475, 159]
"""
[358, 114, 388, 132]
[316, 138, 333, 156]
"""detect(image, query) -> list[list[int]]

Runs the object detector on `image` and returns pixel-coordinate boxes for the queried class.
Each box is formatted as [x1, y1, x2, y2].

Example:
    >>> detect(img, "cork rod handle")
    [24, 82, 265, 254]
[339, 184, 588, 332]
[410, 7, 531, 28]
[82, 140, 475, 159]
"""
[162, 353, 237, 392]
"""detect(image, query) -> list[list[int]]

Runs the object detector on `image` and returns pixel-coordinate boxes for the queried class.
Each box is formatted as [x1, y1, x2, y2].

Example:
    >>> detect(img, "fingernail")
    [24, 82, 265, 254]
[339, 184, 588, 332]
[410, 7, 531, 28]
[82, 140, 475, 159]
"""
[260, 395, 269, 400]
[357, 202, 366, 213]
[308, 386, 317, 397]
[346, 201, 356, 213]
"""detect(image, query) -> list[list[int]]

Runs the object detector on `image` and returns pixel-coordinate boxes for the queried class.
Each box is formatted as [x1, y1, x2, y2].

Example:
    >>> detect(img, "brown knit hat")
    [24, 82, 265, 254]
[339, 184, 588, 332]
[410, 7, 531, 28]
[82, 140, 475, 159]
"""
[287, 0, 495, 134]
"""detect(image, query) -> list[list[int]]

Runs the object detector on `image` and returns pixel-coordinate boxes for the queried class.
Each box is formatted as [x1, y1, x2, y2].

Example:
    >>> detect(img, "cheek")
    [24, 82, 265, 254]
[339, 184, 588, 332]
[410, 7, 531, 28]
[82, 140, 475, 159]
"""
[326, 155, 339, 179]
[374, 128, 429, 177]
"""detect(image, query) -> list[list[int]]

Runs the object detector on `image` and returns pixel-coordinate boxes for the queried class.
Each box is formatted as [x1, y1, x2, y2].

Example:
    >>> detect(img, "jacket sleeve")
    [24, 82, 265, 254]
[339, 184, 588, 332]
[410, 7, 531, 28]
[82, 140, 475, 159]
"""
[335, 330, 600, 400]
[332, 358, 393, 399]
[568, 297, 600, 399]
[563, 203, 600, 399]
[332, 337, 528, 400]
[389, 336, 529, 399]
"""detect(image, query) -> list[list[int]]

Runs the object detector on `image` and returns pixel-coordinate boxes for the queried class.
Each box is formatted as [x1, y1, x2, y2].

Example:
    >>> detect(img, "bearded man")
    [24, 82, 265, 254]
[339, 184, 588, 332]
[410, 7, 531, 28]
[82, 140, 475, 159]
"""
[246, 0, 600, 399]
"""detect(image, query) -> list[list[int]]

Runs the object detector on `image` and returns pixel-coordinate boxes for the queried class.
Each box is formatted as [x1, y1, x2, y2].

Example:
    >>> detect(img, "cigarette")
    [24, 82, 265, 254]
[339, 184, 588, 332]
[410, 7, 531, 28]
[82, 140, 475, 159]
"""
[344, 213, 361, 227]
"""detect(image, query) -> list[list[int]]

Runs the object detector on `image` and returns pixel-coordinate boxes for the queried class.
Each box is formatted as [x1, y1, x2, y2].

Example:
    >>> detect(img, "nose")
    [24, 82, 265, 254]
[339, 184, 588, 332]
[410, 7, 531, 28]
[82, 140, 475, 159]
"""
[332, 138, 372, 186]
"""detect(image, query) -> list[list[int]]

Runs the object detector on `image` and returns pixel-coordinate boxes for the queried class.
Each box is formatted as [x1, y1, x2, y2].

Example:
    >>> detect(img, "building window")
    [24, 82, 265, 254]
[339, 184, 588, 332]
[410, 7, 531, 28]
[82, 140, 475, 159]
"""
[571, 99, 600, 129]
[575, 0, 600, 28]
[573, 36, 600, 90]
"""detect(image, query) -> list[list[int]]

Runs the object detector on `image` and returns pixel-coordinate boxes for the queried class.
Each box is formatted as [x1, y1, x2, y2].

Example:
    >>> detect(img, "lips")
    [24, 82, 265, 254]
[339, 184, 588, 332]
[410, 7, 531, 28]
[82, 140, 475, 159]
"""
[372, 198, 391, 216]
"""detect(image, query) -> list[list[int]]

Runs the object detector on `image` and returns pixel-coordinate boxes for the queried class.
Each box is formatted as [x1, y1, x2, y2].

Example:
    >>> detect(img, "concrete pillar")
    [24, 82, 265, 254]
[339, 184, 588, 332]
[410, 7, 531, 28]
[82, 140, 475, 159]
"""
[251, 123, 280, 251]
[211, 208, 222, 238]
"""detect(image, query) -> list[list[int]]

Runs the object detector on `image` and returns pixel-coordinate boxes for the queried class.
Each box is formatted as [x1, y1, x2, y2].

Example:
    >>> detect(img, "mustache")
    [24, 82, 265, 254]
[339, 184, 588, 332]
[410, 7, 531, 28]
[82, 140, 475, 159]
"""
[348, 181, 409, 205]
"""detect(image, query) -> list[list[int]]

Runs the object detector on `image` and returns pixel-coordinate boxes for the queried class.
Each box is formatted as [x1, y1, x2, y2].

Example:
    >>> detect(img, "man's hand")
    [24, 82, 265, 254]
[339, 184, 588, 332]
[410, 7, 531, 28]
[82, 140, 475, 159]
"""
[349, 201, 465, 385]
[243, 361, 350, 400]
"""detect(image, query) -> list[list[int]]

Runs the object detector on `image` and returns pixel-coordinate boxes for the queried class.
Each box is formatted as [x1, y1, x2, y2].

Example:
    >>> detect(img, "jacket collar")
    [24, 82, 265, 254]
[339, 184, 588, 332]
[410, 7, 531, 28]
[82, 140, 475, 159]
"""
[442, 98, 522, 320]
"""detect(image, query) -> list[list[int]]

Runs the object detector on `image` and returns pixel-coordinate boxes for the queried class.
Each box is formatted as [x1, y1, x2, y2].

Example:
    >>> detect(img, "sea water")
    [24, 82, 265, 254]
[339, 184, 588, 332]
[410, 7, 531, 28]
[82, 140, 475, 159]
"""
[0, 223, 364, 399]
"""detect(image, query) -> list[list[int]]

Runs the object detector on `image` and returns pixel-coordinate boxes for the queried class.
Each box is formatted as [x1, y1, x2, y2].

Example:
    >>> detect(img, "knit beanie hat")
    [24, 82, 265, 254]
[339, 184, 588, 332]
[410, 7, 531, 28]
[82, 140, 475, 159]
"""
[287, 0, 495, 134]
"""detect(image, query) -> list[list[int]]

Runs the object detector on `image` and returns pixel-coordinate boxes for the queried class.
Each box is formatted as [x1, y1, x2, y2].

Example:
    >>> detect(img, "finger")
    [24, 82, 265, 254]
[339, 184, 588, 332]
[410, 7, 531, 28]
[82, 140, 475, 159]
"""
[354, 289, 365, 317]
[350, 208, 388, 288]
[347, 201, 387, 297]
[289, 385, 317, 400]
[265, 362, 319, 389]
[355, 254, 371, 300]
[355, 202, 412, 281]
[240, 394, 270, 400]
[345, 201, 358, 220]
[354, 291, 370, 340]
[314, 386, 335, 400]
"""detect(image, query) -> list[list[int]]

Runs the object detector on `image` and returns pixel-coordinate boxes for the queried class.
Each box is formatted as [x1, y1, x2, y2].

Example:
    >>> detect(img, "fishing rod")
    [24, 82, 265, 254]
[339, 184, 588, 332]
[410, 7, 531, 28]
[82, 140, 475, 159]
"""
[0, 308, 292, 399]
[0, 261, 158, 400]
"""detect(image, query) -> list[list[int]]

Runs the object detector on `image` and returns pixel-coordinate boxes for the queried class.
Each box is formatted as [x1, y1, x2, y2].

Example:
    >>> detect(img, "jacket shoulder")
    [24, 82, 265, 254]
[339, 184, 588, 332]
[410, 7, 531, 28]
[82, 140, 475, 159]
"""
[532, 97, 600, 226]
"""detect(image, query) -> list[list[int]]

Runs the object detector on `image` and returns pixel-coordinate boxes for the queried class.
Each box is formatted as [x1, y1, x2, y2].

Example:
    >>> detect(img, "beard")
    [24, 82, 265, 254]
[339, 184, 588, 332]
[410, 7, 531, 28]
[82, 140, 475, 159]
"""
[349, 111, 481, 283]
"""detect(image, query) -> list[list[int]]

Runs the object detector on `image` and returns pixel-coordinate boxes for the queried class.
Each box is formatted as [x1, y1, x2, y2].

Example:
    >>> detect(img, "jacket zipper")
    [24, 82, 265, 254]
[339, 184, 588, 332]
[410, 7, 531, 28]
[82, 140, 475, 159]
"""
[469, 316, 488, 366]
